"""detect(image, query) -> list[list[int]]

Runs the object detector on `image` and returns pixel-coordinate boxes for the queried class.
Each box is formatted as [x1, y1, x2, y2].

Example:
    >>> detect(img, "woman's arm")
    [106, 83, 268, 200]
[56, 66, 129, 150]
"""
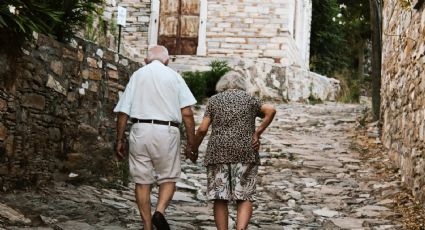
[252, 104, 276, 150]
[192, 117, 212, 156]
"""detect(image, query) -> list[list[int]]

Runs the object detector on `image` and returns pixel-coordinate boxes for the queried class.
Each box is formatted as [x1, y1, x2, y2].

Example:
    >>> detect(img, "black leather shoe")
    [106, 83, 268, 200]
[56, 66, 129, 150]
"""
[152, 211, 170, 230]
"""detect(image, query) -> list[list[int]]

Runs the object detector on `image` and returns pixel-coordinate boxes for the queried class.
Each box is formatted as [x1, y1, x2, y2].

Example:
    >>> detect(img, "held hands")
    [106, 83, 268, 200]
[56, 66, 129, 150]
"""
[185, 143, 199, 163]
[252, 133, 261, 151]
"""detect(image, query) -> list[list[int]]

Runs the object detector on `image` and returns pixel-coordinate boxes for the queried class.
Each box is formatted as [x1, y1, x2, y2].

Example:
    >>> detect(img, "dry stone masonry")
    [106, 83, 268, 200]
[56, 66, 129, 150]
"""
[381, 0, 425, 202]
[0, 34, 141, 190]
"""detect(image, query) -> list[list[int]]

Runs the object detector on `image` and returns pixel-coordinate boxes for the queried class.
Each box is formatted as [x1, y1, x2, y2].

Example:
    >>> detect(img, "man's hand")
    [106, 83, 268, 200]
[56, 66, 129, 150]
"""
[115, 112, 129, 161]
[115, 139, 126, 161]
[252, 133, 261, 152]
[185, 144, 198, 163]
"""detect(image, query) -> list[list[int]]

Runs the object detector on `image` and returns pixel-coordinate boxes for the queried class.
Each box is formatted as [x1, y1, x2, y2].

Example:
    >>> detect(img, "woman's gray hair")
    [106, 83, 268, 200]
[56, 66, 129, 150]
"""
[146, 45, 169, 63]
[215, 70, 247, 92]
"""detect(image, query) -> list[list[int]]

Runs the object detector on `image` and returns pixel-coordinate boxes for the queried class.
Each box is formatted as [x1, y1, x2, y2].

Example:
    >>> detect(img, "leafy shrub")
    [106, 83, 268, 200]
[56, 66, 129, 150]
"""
[0, 1, 62, 54]
[336, 75, 361, 103]
[182, 60, 231, 103]
[204, 60, 231, 97]
[0, 0, 103, 54]
[47, 0, 104, 42]
[0, 1, 62, 37]
[182, 71, 207, 103]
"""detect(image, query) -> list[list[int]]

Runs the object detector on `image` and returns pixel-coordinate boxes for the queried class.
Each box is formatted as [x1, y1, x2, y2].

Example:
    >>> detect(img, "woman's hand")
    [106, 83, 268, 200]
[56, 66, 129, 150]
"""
[252, 133, 261, 151]
[189, 150, 199, 163]
[185, 145, 198, 163]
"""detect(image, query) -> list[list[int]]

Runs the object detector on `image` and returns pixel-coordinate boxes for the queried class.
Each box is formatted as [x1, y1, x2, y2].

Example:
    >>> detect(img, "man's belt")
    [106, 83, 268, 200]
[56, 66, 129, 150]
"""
[131, 119, 179, 128]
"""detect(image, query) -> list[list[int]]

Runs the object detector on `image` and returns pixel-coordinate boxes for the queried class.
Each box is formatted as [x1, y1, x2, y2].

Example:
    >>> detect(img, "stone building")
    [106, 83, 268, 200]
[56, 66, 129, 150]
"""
[103, 0, 312, 69]
[98, 0, 341, 102]
[381, 0, 425, 202]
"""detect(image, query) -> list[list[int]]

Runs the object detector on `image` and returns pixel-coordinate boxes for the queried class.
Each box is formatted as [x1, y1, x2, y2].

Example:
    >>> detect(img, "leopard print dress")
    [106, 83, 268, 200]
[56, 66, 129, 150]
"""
[203, 89, 262, 166]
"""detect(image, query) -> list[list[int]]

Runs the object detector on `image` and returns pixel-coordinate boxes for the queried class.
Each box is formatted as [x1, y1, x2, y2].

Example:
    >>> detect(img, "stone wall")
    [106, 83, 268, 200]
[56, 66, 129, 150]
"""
[206, 0, 311, 68]
[381, 0, 425, 201]
[0, 34, 141, 190]
[102, 0, 151, 61]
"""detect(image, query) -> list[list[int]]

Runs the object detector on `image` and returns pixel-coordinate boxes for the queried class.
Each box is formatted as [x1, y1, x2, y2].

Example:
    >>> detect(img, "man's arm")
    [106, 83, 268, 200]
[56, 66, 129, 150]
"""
[252, 104, 276, 151]
[181, 106, 196, 161]
[116, 112, 129, 160]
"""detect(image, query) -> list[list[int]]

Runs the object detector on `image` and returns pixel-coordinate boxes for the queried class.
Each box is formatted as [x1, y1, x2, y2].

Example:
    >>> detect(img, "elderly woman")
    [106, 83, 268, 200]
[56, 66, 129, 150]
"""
[192, 71, 276, 230]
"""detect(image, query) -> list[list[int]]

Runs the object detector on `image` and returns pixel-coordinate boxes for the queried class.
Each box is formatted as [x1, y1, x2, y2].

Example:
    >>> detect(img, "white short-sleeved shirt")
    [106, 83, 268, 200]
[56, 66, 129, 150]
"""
[113, 60, 197, 123]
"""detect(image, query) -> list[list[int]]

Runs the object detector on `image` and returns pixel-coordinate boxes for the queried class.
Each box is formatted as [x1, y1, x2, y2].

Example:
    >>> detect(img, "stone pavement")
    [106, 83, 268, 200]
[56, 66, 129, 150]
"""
[0, 103, 403, 229]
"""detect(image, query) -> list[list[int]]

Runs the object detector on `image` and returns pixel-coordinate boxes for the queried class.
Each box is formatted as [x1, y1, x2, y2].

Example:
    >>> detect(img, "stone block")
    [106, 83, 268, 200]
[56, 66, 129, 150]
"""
[96, 49, 104, 58]
[46, 75, 67, 96]
[77, 49, 84, 62]
[221, 43, 241, 49]
[50, 60, 63, 75]
[244, 6, 258, 13]
[208, 48, 234, 54]
[264, 50, 284, 57]
[4, 135, 14, 157]
[67, 92, 77, 102]
[22, 94, 45, 110]
[0, 123, 7, 141]
[138, 16, 150, 22]
[62, 48, 78, 60]
[207, 42, 220, 48]
[107, 70, 119, 80]
[82, 68, 102, 81]
[78, 123, 99, 137]
[244, 18, 254, 24]
[241, 52, 260, 58]
[224, 37, 246, 43]
[48, 127, 61, 141]
[217, 23, 231, 28]
[119, 59, 129, 66]
[270, 37, 285, 43]
[0, 98, 6, 111]
[89, 82, 99, 93]
[67, 152, 85, 163]
[106, 63, 118, 70]
[86, 57, 98, 68]
[258, 6, 270, 14]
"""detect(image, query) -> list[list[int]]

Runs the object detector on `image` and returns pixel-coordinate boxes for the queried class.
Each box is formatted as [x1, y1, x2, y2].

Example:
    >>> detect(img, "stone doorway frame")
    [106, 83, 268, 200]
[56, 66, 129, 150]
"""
[148, 0, 207, 56]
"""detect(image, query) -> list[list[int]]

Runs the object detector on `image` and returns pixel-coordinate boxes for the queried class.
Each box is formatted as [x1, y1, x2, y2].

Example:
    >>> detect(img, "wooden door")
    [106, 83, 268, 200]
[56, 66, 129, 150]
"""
[158, 0, 199, 55]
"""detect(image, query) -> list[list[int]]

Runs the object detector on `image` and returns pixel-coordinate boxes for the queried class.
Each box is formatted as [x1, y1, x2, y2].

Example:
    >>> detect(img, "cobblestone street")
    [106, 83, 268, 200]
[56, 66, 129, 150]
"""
[0, 102, 404, 229]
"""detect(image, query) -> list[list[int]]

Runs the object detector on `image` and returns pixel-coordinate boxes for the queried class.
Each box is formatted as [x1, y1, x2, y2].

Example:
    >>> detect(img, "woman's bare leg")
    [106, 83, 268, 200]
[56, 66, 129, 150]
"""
[236, 200, 253, 230]
[214, 199, 229, 230]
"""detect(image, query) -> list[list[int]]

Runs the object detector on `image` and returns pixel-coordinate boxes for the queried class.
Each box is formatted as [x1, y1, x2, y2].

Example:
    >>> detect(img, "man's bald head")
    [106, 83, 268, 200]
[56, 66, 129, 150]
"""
[145, 45, 169, 65]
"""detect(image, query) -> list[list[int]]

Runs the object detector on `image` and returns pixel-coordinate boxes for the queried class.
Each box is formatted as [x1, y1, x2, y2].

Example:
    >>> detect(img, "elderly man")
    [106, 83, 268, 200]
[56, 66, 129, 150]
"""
[114, 46, 197, 230]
